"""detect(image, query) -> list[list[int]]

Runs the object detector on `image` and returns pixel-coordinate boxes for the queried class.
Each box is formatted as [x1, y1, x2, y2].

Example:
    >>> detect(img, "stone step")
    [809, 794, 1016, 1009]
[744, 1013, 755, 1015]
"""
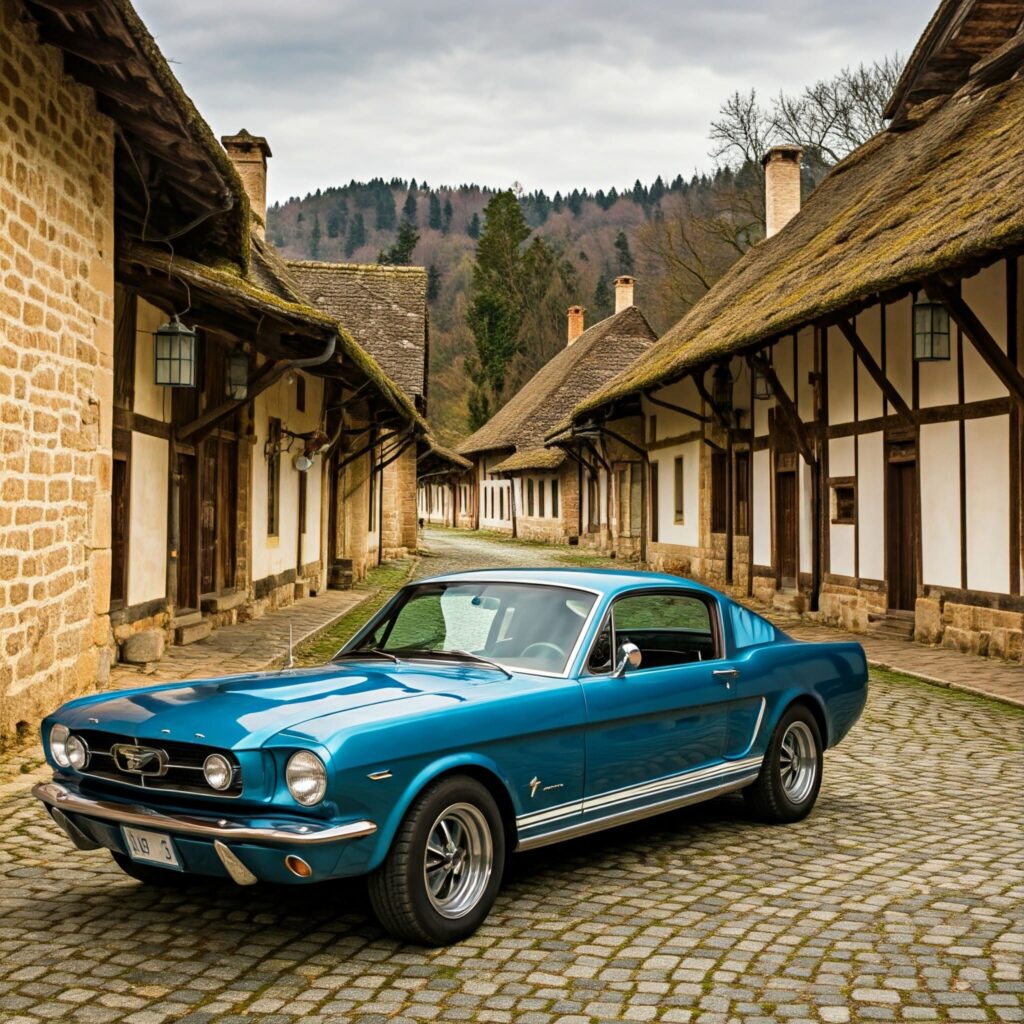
[868, 616, 916, 640]
[201, 589, 248, 615]
[171, 610, 203, 630]
[175, 619, 213, 646]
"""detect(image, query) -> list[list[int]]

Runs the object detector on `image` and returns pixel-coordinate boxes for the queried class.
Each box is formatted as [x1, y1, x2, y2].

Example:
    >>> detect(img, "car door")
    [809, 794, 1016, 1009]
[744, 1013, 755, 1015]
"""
[581, 588, 732, 813]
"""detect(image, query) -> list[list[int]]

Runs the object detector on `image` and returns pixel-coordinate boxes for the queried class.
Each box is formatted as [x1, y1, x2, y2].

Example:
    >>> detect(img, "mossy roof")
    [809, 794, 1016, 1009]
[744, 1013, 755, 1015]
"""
[459, 305, 658, 457]
[491, 447, 567, 473]
[572, 70, 1024, 420]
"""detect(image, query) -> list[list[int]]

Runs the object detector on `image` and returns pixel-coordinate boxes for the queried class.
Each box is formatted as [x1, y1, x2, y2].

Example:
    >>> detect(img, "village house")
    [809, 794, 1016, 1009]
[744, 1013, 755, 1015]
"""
[416, 442, 472, 528]
[556, 0, 1024, 663]
[0, 0, 426, 741]
[441, 277, 657, 547]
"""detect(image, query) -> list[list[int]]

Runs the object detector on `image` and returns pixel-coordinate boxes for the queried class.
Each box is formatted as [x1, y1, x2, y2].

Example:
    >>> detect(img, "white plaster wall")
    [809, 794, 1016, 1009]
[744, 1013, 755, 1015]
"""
[827, 436, 855, 577]
[799, 458, 814, 573]
[918, 325, 960, 409]
[127, 431, 168, 606]
[796, 327, 815, 421]
[479, 456, 512, 527]
[774, 336, 795, 407]
[827, 327, 855, 424]
[856, 306, 884, 420]
[134, 299, 173, 423]
[962, 262, 1008, 403]
[251, 371, 325, 582]
[643, 378, 704, 439]
[520, 472, 561, 520]
[650, 441, 700, 547]
[965, 415, 1010, 594]
[885, 296, 913, 412]
[920, 421, 961, 588]
[857, 432, 885, 581]
[752, 450, 771, 566]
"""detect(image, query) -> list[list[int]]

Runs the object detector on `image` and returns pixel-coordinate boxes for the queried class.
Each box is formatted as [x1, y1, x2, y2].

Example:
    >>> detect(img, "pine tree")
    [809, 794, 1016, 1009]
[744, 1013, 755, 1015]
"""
[650, 175, 666, 204]
[442, 197, 453, 234]
[552, 192, 563, 213]
[467, 212, 481, 239]
[378, 221, 420, 265]
[309, 214, 321, 260]
[614, 230, 634, 274]
[631, 179, 647, 204]
[427, 263, 441, 302]
[594, 275, 613, 319]
[344, 212, 366, 257]
[428, 192, 442, 230]
[403, 189, 418, 225]
[567, 189, 583, 217]
[375, 188, 396, 231]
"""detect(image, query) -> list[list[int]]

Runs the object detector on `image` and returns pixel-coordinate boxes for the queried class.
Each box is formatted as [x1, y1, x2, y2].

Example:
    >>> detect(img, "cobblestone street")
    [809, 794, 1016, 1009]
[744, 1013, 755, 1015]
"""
[1, 529, 1022, 1024]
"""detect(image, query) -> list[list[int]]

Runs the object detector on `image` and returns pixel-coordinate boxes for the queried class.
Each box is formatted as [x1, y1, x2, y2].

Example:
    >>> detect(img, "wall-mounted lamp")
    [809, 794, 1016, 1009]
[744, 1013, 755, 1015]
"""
[226, 351, 250, 400]
[913, 295, 951, 362]
[712, 363, 733, 412]
[293, 454, 314, 472]
[154, 316, 197, 387]
[754, 365, 772, 400]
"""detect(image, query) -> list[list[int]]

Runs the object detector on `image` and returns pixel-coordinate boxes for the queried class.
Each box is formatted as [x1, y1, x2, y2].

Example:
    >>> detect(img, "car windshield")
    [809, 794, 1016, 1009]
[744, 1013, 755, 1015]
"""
[349, 581, 598, 674]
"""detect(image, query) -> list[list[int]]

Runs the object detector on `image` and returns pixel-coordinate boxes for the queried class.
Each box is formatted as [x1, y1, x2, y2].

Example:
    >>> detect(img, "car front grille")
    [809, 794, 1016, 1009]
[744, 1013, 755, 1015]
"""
[71, 729, 243, 798]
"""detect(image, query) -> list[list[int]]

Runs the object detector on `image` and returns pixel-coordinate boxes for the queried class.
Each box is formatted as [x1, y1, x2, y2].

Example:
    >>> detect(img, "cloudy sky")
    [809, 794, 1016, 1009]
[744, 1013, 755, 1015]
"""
[136, 0, 936, 203]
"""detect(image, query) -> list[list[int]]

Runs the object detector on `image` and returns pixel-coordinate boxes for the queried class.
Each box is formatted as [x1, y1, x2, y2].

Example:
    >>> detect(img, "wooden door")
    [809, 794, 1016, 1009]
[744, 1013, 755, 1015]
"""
[775, 470, 798, 588]
[218, 441, 237, 591]
[199, 439, 237, 595]
[177, 453, 199, 611]
[887, 459, 918, 611]
[650, 463, 659, 544]
[200, 443, 218, 595]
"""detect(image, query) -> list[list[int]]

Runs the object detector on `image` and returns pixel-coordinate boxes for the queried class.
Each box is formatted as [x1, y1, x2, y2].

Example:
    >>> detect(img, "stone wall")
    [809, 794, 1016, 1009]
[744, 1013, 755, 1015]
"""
[0, 0, 115, 740]
[916, 595, 1023, 664]
[381, 445, 418, 558]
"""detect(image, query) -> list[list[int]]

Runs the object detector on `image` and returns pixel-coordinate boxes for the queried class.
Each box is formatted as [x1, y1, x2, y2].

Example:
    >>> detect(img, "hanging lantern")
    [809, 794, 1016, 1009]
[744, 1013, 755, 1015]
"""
[154, 316, 197, 387]
[226, 351, 250, 400]
[754, 364, 772, 401]
[712, 363, 733, 412]
[913, 296, 951, 362]
[293, 453, 313, 472]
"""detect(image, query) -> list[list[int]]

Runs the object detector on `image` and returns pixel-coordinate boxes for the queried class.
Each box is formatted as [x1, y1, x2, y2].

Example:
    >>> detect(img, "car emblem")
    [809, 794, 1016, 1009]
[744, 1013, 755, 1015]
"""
[112, 744, 169, 776]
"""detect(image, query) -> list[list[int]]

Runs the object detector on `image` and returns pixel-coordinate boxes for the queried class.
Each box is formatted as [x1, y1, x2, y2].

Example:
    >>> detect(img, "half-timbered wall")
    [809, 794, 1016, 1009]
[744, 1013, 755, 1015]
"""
[479, 455, 512, 530]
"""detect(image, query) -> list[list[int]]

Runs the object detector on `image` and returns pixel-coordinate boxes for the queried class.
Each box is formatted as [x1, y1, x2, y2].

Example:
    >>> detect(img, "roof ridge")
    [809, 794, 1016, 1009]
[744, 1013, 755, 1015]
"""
[286, 260, 427, 275]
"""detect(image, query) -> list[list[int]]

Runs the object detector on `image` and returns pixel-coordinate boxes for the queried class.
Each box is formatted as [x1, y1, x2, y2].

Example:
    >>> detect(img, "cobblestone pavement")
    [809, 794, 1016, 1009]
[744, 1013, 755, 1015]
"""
[2, 528, 1022, 1024]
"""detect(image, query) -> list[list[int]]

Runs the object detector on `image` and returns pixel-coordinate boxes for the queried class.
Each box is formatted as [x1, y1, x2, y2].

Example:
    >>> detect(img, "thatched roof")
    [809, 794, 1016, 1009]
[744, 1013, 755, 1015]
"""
[287, 262, 428, 402]
[572, 66, 1024, 420]
[22, 0, 251, 266]
[418, 437, 473, 477]
[491, 448, 566, 473]
[459, 305, 657, 458]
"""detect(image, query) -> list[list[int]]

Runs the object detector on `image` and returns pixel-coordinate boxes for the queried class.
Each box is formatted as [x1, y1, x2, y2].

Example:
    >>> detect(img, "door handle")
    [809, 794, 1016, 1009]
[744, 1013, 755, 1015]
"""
[712, 668, 740, 688]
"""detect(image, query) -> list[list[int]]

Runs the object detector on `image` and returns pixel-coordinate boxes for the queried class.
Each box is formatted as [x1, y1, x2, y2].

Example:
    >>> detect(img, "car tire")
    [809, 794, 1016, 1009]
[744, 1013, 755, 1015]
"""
[368, 775, 505, 946]
[110, 851, 183, 886]
[744, 703, 823, 823]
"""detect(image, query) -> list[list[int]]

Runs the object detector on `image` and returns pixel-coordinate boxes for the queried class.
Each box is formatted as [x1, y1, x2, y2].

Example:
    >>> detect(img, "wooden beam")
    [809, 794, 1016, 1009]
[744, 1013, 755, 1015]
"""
[928, 281, 1024, 407]
[643, 389, 710, 423]
[37, 23, 135, 64]
[690, 372, 730, 428]
[65, 61, 157, 111]
[176, 360, 287, 443]
[835, 318, 914, 425]
[750, 353, 816, 466]
[30, 0, 103, 13]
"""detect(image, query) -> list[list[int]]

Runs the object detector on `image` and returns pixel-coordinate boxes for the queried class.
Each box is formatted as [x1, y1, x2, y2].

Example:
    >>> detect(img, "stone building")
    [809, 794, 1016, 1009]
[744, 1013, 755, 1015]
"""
[558, 0, 1024, 663]
[0, 0, 426, 740]
[446, 277, 657, 545]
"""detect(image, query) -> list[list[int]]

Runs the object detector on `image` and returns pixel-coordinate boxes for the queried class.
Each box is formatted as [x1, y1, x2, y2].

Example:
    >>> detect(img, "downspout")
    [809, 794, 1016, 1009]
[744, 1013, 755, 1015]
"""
[376, 443, 385, 566]
[725, 427, 734, 587]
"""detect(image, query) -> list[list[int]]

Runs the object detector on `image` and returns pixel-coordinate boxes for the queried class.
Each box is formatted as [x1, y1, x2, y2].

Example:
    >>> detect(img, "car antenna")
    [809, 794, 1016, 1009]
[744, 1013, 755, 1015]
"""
[286, 624, 294, 669]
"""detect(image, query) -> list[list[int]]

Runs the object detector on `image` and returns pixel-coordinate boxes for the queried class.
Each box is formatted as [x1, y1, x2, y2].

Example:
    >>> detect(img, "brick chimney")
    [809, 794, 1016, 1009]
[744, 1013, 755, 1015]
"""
[614, 275, 635, 313]
[567, 305, 586, 345]
[761, 145, 803, 238]
[221, 129, 272, 238]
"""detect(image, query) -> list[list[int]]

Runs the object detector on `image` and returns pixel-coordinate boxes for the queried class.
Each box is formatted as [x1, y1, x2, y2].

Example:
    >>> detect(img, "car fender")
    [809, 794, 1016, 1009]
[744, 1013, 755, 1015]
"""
[365, 750, 519, 872]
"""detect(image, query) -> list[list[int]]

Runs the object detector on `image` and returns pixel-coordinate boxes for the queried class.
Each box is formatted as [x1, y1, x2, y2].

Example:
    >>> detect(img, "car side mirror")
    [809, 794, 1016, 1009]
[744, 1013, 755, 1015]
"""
[613, 642, 642, 678]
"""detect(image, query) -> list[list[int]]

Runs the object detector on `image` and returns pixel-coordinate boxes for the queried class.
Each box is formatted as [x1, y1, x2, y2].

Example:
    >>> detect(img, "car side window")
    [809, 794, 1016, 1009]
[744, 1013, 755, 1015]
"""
[612, 592, 717, 669]
[587, 616, 613, 675]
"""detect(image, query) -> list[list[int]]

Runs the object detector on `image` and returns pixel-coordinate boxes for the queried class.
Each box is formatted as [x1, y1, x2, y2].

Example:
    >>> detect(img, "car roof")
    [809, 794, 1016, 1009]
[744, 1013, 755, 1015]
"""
[412, 567, 725, 600]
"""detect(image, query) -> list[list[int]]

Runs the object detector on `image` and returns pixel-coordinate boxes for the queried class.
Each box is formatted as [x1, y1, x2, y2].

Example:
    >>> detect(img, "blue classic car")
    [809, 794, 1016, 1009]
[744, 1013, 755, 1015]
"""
[35, 569, 867, 945]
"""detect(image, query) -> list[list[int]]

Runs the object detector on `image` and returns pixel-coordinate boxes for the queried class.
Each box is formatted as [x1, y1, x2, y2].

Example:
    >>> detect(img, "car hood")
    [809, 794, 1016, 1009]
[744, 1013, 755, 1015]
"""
[56, 660, 496, 749]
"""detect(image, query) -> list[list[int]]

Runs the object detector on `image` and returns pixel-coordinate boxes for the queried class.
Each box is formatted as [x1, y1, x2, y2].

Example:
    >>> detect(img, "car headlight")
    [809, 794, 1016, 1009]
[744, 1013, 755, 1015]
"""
[50, 724, 70, 767]
[203, 753, 234, 791]
[286, 751, 327, 806]
[65, 734, 89, 770]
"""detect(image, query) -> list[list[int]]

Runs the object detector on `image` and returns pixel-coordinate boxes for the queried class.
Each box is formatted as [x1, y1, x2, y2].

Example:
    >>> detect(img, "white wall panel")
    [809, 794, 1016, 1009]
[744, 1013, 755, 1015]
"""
[885, 296, 913, 413]
[826, 436, 855, 576]
[857, 432, 885, 581]
[856, 307, 884, 420]
[799, 459, 814, 573]
[797, 328, 816, 421]
[827, 327, 855, 424]
[962, 263, 1007, 403]
[965, 415, 1010, 594]
[651, 442, 700, 547]
[920, 421, 961, 588]
[753, 449, 771, 567]
[127, 431, 168, 606]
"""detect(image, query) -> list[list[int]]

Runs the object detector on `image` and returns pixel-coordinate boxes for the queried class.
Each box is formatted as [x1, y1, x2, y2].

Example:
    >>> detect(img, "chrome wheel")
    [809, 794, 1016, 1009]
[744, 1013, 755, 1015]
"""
[423, 802, 493, 919]
[778, 720, 817, 803]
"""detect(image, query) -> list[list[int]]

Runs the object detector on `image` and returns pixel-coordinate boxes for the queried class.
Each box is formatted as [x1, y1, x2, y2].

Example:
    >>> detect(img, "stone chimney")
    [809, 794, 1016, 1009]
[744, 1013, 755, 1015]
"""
[567, 305, 586, 346]
[614, 275, 635, 313]
[761, 144, 803, 238]
[221, 129, 272, 238]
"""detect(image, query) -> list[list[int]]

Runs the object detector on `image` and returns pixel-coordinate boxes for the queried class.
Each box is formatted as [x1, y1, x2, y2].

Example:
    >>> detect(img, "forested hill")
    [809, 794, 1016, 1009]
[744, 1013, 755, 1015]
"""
[267, 173, 741, 442]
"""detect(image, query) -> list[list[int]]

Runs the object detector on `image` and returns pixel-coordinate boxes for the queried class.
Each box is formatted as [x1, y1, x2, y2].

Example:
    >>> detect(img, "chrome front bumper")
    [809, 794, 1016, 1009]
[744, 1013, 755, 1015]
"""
[33, 781, 377, 846]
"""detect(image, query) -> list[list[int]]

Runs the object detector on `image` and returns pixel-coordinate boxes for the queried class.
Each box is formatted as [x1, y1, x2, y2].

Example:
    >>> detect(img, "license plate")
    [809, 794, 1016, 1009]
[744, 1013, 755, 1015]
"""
[121, 826, 182, 870]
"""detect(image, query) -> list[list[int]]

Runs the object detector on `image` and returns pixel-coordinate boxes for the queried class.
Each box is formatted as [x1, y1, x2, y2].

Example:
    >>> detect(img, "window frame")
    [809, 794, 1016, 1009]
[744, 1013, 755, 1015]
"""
[710, 451, 728, 534]
[673, 455, 685, 524]
[830, 476, 857, 525]
[734, 450, 751, 537]
[583, 586, 725, 676]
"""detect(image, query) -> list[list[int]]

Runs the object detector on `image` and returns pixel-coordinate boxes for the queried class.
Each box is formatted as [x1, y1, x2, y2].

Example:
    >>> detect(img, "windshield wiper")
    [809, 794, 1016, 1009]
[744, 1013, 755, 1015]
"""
[397, 648, 513, 678]
[331, 648, 400, 664]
